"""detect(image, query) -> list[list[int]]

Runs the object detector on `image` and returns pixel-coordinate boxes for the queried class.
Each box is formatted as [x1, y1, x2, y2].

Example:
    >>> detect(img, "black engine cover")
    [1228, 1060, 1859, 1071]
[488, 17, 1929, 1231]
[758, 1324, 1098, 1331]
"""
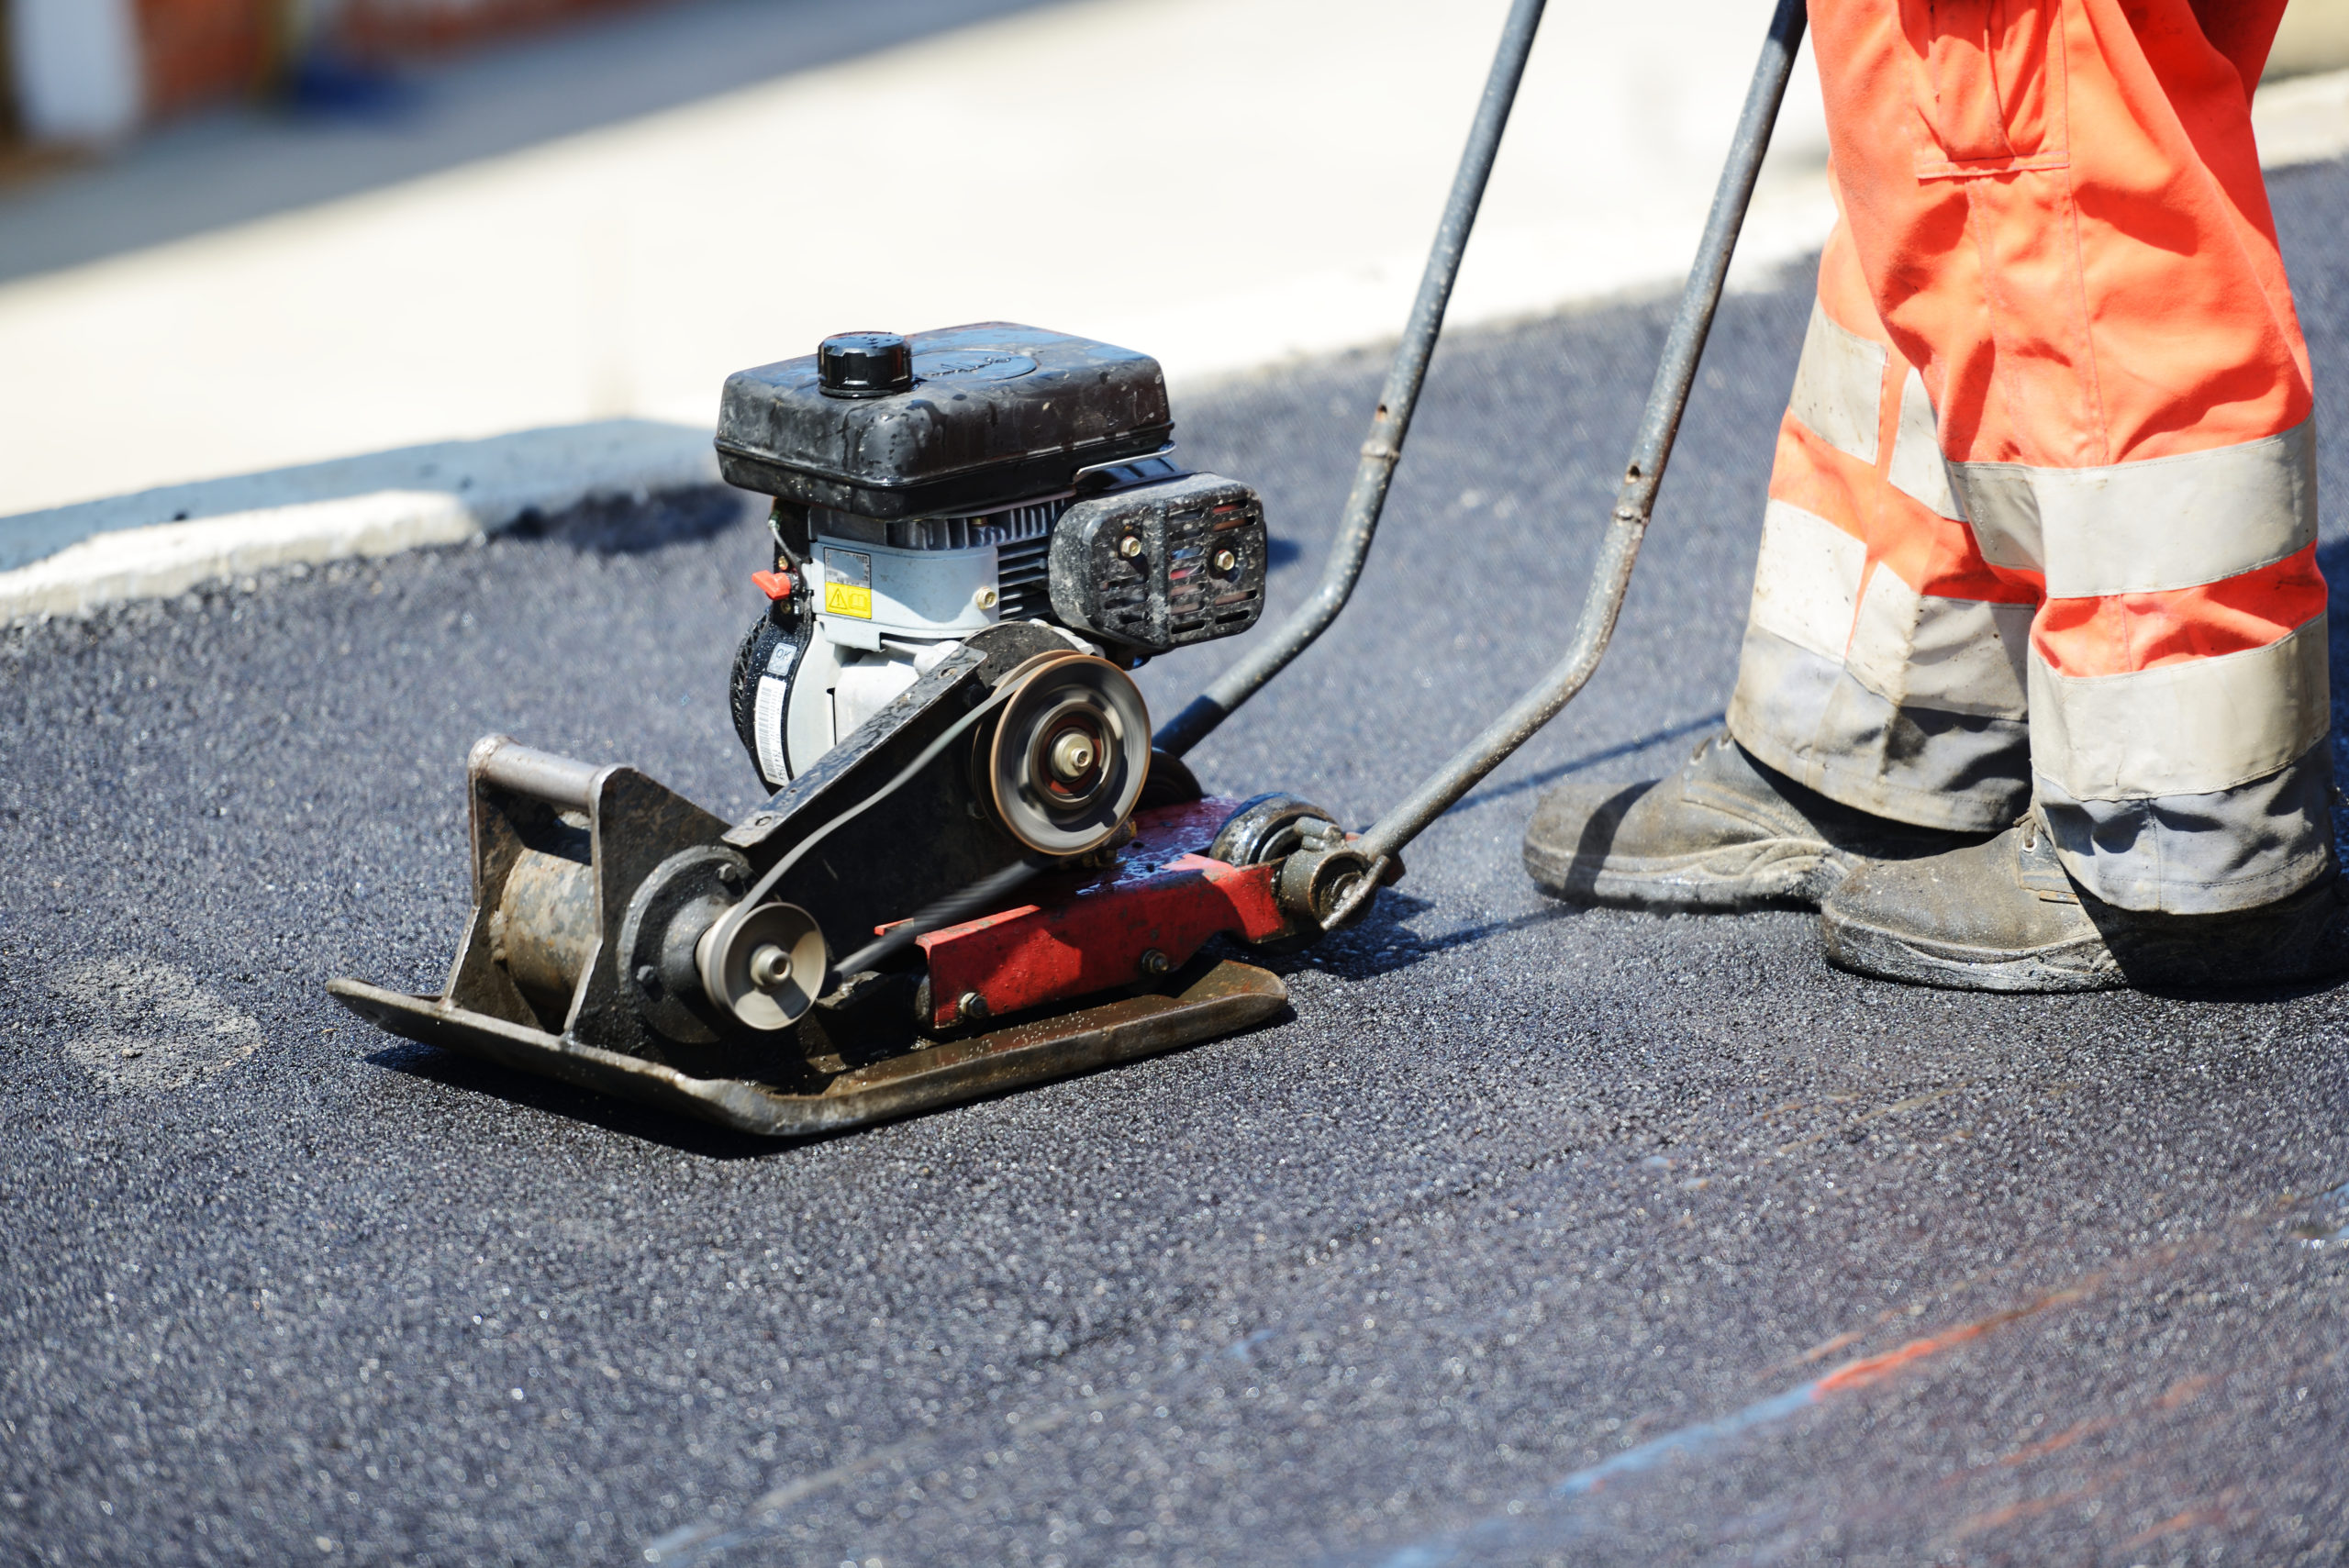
[714, 323, 1174, 519]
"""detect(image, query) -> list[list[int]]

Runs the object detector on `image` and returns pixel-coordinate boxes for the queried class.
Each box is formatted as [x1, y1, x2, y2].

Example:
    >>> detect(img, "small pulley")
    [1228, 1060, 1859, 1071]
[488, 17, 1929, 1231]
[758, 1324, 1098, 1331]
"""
[695, 899, 829, 1034]
[984, 652, 1151, 857]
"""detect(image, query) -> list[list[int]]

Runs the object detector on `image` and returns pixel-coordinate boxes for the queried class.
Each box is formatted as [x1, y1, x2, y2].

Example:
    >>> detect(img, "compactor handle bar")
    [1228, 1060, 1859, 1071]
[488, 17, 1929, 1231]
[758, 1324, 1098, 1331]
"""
[1154, 0, 1810, 874]
[1152, 0, 1551, 760]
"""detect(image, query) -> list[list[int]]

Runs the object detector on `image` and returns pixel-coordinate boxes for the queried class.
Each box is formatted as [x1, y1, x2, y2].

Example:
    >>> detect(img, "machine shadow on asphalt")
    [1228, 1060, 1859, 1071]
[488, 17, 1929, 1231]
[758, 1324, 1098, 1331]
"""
[1237, 890, 1583, 985]
[362, 960, 1311, 1154]
[502, 486, 755, 557]
[1322, 901, 1584, 973]
[363, 1041, 786, 1158]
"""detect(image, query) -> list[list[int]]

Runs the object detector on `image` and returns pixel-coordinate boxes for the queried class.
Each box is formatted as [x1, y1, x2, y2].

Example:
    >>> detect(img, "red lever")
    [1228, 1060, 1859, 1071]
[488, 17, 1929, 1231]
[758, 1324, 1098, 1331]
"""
[751, 569, 793, 601]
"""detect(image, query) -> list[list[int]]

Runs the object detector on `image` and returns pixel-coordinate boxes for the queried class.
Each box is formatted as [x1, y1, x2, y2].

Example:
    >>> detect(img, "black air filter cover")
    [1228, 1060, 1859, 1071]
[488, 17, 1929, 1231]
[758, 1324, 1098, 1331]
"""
[715, 324, 1174, 520]
[1049, 473, 1267, 654]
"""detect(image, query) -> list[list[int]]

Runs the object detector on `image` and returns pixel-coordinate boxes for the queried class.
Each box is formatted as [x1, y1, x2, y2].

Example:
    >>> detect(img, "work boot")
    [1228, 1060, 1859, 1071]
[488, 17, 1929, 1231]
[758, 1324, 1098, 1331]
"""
[1820, 814, 2349, 993]
[1522, 728, 1979, 910]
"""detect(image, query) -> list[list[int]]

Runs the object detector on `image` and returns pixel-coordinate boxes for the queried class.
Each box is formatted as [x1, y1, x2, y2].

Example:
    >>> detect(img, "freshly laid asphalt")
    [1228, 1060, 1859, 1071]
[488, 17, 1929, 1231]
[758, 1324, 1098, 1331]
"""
[8, 160, 2349, 1568]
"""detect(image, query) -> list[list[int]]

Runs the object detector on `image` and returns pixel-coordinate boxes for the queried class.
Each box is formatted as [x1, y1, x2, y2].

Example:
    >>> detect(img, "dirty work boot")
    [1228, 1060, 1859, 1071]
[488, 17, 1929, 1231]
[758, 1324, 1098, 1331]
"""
[1522, 729, 1980, 911]
[1820, 815, 2349, 993]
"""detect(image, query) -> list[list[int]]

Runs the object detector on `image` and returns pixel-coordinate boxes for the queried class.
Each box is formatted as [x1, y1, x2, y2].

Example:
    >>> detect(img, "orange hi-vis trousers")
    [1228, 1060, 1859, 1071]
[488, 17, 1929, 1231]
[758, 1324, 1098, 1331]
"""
[1728, 0, 2331, 915]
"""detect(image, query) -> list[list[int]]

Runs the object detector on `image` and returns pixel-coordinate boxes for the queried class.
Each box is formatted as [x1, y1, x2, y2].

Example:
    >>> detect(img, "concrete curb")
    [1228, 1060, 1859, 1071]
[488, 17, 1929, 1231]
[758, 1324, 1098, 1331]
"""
[0, 418, 718, 625]
[2253, 66, 2349, 167]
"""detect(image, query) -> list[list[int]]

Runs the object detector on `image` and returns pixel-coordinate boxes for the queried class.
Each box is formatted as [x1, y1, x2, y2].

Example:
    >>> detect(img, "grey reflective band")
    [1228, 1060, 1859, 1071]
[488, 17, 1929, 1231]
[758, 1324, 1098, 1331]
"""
[1786, 301, 1887, 465]
[1951, 418, 2316, 597]
[2025, 615, 2330, 801]
[1886, 368, 1964, 520]
[1843, 568, 2031, 719]
[1745, 499, 1864, 662]
[1729, 620, 2032, 833]
[2036, 743, 2336, 915]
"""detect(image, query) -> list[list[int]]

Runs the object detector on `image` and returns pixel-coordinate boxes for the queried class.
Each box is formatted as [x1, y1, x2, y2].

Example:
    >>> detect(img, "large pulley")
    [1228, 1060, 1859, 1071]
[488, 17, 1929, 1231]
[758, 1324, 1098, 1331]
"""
[981, 652, 1151, 857]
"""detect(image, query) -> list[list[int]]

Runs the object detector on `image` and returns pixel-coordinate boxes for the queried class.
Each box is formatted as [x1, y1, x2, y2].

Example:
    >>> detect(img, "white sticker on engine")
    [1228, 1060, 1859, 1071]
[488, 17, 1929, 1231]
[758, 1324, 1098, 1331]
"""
[754, 670, 792, 783]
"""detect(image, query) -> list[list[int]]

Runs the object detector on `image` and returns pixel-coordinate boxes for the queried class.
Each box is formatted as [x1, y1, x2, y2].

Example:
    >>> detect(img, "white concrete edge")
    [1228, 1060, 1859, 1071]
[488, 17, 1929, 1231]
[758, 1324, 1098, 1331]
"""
[0, 418, 721, 625]
[2251, 64, 2349, 169]
[6, 67, 2345, 629]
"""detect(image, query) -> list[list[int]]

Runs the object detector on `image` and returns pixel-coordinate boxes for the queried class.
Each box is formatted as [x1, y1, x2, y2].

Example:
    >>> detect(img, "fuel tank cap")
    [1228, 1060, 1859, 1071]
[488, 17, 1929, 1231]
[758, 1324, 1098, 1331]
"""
[817, 331, 915, 398]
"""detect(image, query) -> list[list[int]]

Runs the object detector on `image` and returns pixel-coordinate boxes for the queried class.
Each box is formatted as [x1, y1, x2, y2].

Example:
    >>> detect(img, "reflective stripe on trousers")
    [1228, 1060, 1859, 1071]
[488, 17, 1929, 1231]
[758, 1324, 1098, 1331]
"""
[1728, 0, 2331, 915]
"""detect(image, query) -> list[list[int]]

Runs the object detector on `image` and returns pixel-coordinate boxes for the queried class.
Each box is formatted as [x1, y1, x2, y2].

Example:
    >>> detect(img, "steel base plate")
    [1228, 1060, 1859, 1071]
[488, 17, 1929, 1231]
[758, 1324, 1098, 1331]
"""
[327, 959, 1287, 1138]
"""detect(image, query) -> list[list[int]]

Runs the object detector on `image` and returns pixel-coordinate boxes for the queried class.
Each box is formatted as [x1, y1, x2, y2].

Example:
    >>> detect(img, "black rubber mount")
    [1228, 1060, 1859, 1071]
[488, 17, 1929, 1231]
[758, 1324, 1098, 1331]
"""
[1209, 793, 1341, 867]
[1139, 749, 1205, 810]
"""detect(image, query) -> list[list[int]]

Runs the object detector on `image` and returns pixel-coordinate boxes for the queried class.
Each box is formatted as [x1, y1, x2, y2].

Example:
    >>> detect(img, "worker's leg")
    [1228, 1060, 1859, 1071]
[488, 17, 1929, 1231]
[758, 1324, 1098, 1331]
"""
[1526, 0, 2333, 935]
[1725, 199, 2040, 835]
[1812, 0, 2343, 987]
[1521, 200, 2016, 910]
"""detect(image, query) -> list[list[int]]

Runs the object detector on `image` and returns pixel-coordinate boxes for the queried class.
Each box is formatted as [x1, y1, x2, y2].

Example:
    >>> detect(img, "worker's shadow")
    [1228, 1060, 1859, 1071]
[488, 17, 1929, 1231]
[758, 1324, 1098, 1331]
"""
[1234, 710, 1739, 984]
[1223, 891, 1583, 991]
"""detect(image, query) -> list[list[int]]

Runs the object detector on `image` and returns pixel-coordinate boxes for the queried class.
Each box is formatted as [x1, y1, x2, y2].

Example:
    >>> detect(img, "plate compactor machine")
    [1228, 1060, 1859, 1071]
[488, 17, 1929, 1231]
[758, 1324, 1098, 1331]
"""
[328, 0, 1811, 1135]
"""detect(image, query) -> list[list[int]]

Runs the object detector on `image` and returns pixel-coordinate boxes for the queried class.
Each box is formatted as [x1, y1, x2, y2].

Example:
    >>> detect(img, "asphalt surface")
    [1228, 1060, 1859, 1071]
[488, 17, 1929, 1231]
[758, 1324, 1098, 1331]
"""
[7, 161, 2349, 1567]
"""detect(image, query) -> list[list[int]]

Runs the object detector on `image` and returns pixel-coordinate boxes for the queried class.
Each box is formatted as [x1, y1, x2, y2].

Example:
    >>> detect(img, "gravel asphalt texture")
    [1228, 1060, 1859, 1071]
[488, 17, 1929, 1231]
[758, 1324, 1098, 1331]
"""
[9, 160, 2349, 1567]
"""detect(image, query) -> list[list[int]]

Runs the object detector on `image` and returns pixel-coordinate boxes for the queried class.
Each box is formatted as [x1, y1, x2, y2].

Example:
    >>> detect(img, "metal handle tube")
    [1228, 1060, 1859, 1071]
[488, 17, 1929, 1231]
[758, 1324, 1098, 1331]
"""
[830, 858, 1045, 979]
[1152, 0, 1548, 760]
[469, 735, 599, 812]
[1355, 0, 1808, 867]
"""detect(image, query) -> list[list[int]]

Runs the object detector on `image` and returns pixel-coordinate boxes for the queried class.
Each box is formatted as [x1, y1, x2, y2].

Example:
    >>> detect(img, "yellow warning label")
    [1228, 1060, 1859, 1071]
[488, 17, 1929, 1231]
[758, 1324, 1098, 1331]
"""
[821, 549, 873, 619]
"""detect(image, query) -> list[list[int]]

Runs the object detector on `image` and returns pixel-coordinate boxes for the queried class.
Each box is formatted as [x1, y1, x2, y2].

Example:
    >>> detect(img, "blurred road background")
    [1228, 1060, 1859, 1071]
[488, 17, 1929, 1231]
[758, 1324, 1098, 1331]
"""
[0, 0, 2344, 526]
[0, 0, 1833, 520]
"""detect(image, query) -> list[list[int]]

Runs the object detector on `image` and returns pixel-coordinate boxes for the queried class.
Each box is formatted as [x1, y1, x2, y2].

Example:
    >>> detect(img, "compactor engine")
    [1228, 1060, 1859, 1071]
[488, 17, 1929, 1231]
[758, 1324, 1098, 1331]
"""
[719, 325, 1270, 789]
